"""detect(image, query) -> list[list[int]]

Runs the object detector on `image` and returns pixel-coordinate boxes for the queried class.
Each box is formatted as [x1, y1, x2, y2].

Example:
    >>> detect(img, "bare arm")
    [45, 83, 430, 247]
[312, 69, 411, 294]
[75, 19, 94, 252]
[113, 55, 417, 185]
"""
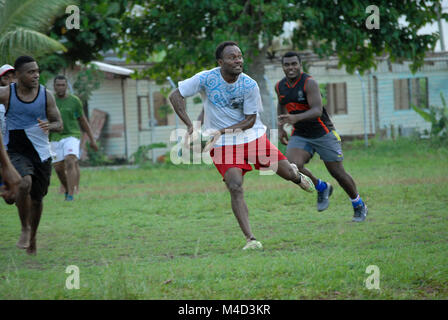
[0, 86, 10, 108]
[197, 108, 204, 125]
[0, 131, 21, 203]
[298, 78, 323, 121]
[275, 82, 289, 145]
[277, 102, 289, 145]
[195, 106, 254, 134]
[169, 88, 194, 132]
[0, 132, 14, 169]
[217, 114, 256, 135]
[199, 113, 256, 153]
[78, 115, 98, 151]
[278, 79, 323, 126]
[39, 90, 63, 133]
[277, 102, 287, 128]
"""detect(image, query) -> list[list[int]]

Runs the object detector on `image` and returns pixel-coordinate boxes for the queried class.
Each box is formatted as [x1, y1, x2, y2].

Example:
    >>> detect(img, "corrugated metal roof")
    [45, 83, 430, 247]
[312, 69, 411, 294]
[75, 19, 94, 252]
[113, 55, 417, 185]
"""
[91, 61, 134, 76]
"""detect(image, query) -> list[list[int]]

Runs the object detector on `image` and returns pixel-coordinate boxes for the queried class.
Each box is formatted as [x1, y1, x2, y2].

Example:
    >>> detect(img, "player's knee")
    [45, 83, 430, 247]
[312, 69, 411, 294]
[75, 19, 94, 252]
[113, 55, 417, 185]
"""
[53, 162, 64, 173]
[64, 156, 77, 169]
[31, 199, 42, 209]
[226, 180, 243, 195]
[18, 177, 32, 194]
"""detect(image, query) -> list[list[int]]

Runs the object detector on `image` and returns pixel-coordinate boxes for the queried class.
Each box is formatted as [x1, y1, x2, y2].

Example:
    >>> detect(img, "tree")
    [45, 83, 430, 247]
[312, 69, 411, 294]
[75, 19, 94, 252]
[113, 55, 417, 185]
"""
[120, 0, 447, 129]
[72, 64, 105, 116]
[48, 0, 130, 64]
[0, 0, 74, 65]
[37, 0, 129, 113]
[413, 92, 448, 142]
[292, 1, 446, 74]
[38, 0, 130, 84]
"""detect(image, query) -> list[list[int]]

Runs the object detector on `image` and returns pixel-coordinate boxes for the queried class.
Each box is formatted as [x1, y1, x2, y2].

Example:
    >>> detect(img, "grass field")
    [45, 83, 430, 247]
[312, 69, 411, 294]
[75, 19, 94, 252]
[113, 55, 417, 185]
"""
[0, 138, 447, 300]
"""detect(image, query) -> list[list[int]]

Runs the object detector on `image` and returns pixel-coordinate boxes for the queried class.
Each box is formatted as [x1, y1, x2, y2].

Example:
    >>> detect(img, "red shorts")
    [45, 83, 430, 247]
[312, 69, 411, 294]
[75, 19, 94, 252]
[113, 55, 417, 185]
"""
[210, 133, 288, 178]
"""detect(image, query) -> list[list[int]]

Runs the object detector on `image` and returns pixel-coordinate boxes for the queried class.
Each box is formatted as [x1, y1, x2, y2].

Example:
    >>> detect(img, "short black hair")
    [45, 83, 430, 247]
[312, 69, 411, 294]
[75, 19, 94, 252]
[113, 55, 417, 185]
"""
[54, 75, 67, 83]
[281, 52, 302, 65]
[14, 55, 36, 71]
[215, 41, 239, 60]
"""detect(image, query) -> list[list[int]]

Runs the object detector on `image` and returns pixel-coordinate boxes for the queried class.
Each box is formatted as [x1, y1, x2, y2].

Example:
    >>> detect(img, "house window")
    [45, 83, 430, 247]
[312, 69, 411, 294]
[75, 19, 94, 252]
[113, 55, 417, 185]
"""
[322, 82, 347, 115]
[138, 90, 174, 130]
[153, 91, 174, 126]
[138, 96, 150, 131]
[394, 77, 428, 110]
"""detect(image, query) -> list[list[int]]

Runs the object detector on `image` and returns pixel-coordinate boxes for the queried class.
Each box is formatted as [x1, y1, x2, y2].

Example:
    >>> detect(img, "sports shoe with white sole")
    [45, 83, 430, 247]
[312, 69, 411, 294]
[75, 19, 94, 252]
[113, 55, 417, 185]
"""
[290, 163, 314, 193]
[242, 240, 263, 250]
[317, 183, 333, 211]
[352, 203, 368, 222]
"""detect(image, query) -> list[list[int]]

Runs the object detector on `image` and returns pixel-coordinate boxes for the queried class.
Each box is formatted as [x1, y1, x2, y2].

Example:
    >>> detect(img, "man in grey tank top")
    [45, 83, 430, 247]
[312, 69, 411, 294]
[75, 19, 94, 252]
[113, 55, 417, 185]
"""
[0, 56, 63, 255]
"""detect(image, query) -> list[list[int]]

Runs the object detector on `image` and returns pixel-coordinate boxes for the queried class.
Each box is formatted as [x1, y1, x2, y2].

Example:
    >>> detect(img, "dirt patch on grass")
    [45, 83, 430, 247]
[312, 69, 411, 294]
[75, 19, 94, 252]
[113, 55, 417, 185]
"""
[416, 284, 448, 298]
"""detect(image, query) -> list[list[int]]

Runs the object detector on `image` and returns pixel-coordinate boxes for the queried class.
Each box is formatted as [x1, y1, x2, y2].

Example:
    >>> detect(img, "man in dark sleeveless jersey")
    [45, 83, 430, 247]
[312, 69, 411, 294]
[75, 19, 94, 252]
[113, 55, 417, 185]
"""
[277, 52, 367, 222]
[0, 56, 63, 254]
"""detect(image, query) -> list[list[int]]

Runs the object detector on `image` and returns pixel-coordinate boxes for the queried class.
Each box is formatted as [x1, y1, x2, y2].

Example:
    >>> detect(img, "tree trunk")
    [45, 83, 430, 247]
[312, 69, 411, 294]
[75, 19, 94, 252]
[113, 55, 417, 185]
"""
[247, 46, 276, 135]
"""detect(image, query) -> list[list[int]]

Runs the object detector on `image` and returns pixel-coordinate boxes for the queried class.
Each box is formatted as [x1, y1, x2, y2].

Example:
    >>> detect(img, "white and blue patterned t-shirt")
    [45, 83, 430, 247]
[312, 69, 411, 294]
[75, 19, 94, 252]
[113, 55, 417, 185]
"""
[178, 67, 266, 147]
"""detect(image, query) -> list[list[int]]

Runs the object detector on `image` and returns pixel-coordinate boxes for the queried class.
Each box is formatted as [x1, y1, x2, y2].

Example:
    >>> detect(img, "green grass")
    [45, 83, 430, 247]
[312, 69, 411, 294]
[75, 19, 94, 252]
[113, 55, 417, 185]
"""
[0, 138, 447, 299]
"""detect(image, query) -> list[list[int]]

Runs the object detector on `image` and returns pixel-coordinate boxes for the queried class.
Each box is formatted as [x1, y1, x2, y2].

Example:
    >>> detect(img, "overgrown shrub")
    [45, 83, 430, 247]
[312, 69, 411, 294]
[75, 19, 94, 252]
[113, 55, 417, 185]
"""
[412, 92, 448, 146]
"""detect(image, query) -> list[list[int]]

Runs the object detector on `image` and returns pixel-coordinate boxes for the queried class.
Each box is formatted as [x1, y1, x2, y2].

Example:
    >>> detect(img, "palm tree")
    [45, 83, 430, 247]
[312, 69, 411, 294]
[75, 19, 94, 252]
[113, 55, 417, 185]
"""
[0, 0, 75, 65]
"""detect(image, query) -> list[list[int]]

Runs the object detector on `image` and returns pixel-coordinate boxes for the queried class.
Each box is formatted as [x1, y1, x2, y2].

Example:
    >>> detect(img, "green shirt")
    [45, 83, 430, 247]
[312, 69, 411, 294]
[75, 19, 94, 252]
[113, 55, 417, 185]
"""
[51, 94, 84, 141]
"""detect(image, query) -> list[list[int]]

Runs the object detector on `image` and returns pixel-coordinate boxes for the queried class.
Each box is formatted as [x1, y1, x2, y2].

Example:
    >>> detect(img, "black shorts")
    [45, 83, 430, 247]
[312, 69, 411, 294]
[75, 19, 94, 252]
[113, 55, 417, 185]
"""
[7, 152, 52, 202]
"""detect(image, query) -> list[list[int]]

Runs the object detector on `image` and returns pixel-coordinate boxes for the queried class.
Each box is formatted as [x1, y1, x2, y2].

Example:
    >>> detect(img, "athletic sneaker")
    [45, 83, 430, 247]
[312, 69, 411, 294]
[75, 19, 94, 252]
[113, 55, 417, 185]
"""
[317, 183, 333, 211]
[290, 163, 314, 193]
[242, 240, 263, 250]
[352, 203, 368, 222]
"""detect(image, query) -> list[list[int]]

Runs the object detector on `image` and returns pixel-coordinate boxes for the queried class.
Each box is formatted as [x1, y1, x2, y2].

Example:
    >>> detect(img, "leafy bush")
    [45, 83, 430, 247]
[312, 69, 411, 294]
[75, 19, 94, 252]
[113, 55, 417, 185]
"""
[131, 143, 167, 165]
[84, 141, 114, 166]
[412, 92, 448, 145]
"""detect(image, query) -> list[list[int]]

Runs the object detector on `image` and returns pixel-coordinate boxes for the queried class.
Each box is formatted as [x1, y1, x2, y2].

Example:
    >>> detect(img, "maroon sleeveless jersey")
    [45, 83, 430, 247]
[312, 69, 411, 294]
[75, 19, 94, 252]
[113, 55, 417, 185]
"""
[276, 72, 334, 139]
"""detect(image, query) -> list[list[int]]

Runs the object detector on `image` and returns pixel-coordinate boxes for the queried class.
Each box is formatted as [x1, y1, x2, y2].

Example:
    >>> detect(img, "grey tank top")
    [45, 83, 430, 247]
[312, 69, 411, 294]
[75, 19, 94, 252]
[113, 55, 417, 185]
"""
[5, 83, 52, 162]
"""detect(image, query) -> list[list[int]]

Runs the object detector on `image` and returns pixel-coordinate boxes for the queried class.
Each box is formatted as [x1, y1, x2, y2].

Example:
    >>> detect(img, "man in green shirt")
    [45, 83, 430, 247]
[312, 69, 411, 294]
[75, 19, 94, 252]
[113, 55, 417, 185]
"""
[50, 75, 98, 201]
